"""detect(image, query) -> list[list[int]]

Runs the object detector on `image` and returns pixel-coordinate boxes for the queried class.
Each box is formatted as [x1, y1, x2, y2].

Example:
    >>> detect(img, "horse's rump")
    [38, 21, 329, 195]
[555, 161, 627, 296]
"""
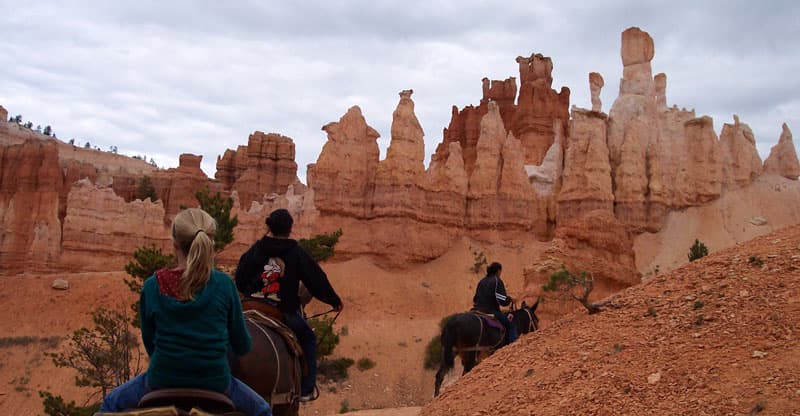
[231, 312, 302, 415]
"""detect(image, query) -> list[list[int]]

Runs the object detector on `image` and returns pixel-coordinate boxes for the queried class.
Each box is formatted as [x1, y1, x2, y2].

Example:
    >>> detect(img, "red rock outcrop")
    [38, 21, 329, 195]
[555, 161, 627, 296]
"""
[607, 27, 659, 231]
[372, 90, 427, 219]
[0, 140, 63, 273]
[435, 53, 569, 175]
[763, 124, 800, 180]
[674, 116, 724, 205]
[0, 106, 7, 125]
[307, 91, 465, 265]
[308, 106, 380, 218]
[589, 72, 604, 112]
[511, 53, 570, 166]
[603, 27, 757, 231]
[558, 108, 614, 221]
[215, 146, 249, 189]
[151, 153, 216, 219]
[466, 102, 543, 234]
[60, 179, 171, 271]
[719, 115, 762, 187]
[215, 132, 300, 210]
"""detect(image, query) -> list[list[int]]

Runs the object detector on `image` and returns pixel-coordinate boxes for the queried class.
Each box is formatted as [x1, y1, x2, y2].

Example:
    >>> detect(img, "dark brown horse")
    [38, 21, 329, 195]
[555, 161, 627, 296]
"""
[434, 300, 539, 396]
[230, 301, 302, 416]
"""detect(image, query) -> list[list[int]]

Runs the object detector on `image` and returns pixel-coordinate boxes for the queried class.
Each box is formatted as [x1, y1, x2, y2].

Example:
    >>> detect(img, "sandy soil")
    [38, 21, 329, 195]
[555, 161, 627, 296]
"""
[635, 174, 800, 277]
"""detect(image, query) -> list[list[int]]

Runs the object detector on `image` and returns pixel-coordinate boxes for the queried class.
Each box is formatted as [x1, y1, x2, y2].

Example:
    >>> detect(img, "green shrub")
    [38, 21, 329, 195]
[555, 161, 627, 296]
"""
[39, 391, 99, 416]
[318, 357, 354, 382]
[339, 399, 350, 414]
[124, 245, 174, 326]
[748, 255, 764, 267]
[308, 316, 340, 359]
[356, 357, 376, 371]
[299, 229, 343, 262]
[688, 239, 709, 262]
[47, 308, 142, 398]
[543, 266, 611, 314]
[424, 314, 458, 370]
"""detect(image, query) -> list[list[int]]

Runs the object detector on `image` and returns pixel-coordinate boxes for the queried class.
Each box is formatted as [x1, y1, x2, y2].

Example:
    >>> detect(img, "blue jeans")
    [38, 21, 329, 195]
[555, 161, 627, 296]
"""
[99, 373, 271, 415]
[283, 310, 317, 396]
[492, 310, 518, 344]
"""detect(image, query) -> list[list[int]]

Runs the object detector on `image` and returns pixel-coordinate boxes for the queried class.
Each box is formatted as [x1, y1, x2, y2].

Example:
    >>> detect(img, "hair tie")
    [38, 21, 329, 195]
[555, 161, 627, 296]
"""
[194, 229, 205, 238]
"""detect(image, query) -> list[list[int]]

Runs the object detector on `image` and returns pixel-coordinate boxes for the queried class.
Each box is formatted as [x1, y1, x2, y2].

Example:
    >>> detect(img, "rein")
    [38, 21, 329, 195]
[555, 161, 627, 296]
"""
[306, 308, 337, 320]
[306, 308, 341, 353]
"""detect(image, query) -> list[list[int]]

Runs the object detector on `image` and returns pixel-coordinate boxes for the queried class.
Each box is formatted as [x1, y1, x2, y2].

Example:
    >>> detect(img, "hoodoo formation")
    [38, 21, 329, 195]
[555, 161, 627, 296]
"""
[2, 26, 799, 300]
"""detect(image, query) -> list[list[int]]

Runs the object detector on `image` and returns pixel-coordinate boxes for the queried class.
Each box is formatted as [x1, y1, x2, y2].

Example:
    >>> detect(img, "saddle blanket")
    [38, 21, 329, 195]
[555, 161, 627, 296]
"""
[471, 311, 505, 331]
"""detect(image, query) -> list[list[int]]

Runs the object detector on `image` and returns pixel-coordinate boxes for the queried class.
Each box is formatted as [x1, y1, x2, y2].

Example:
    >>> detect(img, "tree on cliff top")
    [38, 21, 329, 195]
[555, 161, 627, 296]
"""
[194, 187, 238, 252]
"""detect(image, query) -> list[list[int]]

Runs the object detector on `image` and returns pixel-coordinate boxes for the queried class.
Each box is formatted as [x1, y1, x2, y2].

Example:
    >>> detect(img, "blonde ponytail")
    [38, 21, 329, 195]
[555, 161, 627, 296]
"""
[171, 208, 217, 301]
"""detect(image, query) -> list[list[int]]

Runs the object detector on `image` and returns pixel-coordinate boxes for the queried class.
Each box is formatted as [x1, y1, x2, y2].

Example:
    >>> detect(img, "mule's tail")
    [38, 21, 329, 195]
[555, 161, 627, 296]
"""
[434, 318, 458, 397]
[440, 320, 456, 370]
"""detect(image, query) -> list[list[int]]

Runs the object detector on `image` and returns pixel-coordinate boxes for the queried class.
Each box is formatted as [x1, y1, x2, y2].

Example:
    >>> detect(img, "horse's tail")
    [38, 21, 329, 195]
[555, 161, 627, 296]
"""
[440, 319, 457, 369]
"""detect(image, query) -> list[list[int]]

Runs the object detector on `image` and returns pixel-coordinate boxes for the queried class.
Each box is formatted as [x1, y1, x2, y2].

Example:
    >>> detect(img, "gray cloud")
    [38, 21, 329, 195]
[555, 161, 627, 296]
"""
[1, 1, 798, 180]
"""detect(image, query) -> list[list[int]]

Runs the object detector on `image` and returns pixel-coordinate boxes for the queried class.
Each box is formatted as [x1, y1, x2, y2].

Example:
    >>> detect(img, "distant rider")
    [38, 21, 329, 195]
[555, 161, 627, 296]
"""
[472, 262, 518, 345]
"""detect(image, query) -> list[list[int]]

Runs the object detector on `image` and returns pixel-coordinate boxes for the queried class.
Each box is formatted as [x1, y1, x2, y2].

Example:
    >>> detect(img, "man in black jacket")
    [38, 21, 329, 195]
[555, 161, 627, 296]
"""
[235, 209, 343, 402]
[473, 262, 517, 345]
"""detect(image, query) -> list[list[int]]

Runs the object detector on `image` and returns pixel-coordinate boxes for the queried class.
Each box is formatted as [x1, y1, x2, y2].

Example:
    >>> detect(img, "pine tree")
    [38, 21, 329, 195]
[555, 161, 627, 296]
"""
[194, 188, 238, 252]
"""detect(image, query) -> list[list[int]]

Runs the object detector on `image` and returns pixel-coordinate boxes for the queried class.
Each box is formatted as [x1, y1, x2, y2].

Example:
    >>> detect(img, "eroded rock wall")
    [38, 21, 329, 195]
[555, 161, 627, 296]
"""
[60, 179, 170, 271]
[0, 141, 63, 273]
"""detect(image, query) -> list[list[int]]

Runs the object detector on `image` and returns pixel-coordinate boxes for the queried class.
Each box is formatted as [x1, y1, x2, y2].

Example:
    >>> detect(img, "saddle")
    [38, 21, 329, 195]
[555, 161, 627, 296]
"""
[242, 309, 304, 360]
[470, 309, 505, 331]
[241, 298, 284, 322]
[92, 389, 243, 415]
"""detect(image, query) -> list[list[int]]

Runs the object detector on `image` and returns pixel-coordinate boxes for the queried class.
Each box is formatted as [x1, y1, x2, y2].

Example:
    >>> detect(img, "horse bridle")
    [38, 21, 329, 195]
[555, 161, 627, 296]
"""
[522, 307, 538, 332]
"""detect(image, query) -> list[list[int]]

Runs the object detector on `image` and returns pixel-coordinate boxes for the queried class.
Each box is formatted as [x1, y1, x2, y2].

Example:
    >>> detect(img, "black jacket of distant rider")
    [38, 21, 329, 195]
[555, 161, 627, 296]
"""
[235, 236, 342, 313]
[473, 273, 511, 313]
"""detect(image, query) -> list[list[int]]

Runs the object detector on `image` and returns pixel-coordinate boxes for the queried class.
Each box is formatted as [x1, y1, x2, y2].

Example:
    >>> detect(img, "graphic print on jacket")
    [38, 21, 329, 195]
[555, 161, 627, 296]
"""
[261, 257, 285, 302]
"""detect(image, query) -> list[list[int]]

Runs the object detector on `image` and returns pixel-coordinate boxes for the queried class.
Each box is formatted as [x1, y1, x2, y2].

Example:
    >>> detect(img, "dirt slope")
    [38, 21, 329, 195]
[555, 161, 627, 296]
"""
[423, 225, 800, 416]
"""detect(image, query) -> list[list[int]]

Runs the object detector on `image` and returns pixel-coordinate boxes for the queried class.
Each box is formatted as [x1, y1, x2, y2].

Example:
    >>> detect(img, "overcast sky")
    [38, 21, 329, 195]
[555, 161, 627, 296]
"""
[1, 1, 798, 181]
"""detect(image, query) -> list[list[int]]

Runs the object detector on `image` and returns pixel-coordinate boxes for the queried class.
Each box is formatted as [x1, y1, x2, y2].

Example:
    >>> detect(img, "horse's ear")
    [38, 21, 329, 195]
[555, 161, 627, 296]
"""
[521, 300, 527, 308]
[531, 298, 540, 312]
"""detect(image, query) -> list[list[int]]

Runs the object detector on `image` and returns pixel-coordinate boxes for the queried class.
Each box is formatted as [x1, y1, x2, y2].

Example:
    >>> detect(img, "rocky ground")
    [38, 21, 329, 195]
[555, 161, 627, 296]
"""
[423, 225, 800, 416]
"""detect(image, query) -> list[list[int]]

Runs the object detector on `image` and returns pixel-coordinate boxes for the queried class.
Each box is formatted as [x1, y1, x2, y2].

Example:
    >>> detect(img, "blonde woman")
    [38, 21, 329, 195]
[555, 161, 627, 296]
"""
[100, 208, 270, 415]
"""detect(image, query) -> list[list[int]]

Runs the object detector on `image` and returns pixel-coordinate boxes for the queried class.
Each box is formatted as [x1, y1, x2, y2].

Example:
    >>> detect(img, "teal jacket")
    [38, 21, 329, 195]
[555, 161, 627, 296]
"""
[140, 269, 251, 392]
